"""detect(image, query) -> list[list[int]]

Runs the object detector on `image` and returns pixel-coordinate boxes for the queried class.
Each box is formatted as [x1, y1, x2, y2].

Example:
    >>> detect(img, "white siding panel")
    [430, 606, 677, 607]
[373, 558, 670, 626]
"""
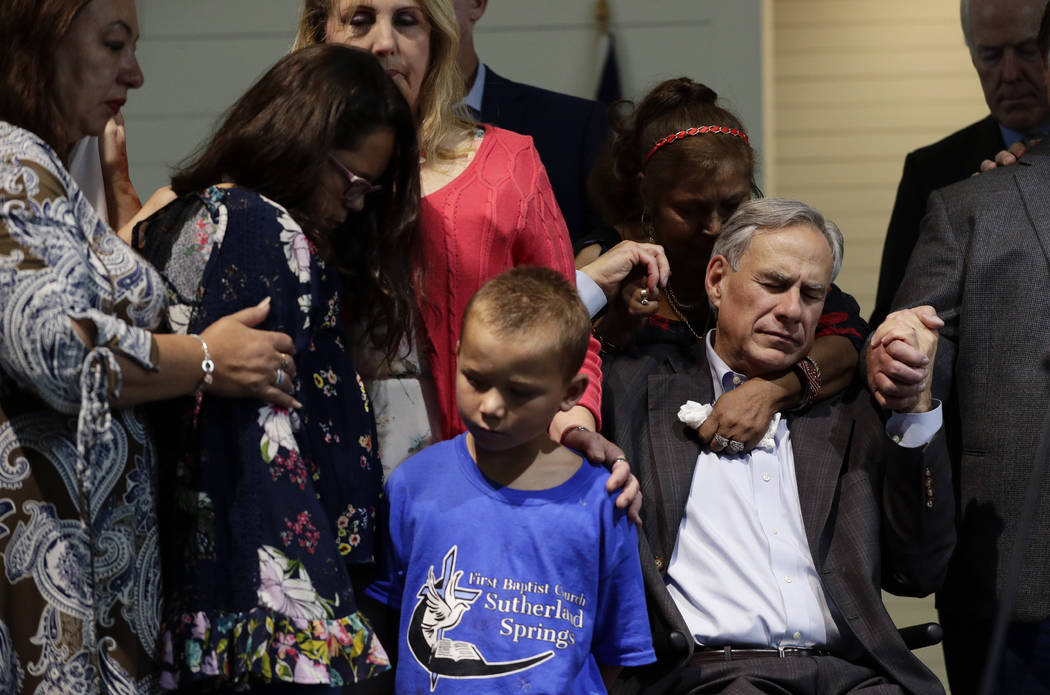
[125, 1, 766, 195]
[768, 0, 988, 318]
[126, 2, 297, 194]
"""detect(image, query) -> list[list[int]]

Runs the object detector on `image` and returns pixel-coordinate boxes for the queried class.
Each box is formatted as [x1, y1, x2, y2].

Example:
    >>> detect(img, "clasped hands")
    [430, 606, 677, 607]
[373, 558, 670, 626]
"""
[866, 305, 942, 413]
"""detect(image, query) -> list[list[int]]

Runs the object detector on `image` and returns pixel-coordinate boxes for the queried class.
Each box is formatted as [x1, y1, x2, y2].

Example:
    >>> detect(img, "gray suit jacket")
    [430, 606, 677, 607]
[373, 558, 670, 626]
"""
[602, 339, 954, 695]
[872, 116, 1004, 326]
[891, 142, 1050, 621]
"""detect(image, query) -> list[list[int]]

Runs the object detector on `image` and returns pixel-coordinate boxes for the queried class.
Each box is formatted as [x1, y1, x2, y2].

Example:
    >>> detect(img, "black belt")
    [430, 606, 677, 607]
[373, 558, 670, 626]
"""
[690, 645, 831, 665]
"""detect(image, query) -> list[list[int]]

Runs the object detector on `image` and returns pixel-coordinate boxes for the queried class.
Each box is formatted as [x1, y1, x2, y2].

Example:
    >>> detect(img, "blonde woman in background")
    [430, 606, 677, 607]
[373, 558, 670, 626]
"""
[295, 0, 640, 513]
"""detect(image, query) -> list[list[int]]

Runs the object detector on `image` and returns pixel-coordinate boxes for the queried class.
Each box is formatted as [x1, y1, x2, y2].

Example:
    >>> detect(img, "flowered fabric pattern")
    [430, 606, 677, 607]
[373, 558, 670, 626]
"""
[0, 122, 166, 694]
[138, 187, 388, 690]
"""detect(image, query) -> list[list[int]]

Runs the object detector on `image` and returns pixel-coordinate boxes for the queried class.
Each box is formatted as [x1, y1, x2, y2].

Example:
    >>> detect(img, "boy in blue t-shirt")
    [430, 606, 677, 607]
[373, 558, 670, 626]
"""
[368, 267, 655, 693]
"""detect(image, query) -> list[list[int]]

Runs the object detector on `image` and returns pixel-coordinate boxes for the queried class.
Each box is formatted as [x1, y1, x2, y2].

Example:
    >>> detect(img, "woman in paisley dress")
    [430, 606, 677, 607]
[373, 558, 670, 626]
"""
[133, 45, 419, 693]
[0, 1, 305, 694]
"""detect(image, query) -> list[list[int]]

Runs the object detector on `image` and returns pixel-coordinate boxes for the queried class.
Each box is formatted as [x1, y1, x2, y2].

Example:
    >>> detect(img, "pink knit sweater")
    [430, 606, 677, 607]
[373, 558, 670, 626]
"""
[417, 125, 603, 440]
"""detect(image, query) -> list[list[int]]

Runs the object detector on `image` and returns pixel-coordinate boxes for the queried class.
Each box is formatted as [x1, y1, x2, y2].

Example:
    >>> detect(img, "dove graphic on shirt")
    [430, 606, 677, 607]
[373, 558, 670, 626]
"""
[406, 546, 554, 691]
[419, 560, 472, 647]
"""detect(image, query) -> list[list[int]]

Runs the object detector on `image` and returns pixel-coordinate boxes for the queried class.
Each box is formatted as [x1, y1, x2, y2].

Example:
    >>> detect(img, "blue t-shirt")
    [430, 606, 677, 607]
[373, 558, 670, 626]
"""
[368, 434, 655, 693]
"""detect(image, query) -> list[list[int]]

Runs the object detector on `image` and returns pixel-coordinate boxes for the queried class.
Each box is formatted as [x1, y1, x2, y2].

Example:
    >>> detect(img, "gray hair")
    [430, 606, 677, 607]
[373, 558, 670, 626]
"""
[962, 0, 973, 49]
[712, 198, 844, 282]
[962, 0, 1050, 51]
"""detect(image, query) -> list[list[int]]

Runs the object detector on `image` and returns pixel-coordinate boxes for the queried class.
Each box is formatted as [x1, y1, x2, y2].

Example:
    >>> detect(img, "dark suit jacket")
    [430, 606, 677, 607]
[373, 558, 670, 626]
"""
[871, 116, 1004, 326]
[890, 142, 1050, 621]
[602, 340, 954, 695]
[481, 67, 609, 251]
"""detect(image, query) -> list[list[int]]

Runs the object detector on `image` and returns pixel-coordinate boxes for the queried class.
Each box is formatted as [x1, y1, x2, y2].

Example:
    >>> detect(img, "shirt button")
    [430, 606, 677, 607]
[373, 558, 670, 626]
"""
[785, 576, 793, 583]
[793, 631, 801, 640]
[891, 434, 902, 444]
[762, 473, 771, 482]
[771, 528, 778, 535]
[732, 375, 742, 385]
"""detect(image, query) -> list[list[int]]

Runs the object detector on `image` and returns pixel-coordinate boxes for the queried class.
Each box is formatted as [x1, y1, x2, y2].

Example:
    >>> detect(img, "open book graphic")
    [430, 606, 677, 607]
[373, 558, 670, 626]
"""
[430, 639, 482, 664]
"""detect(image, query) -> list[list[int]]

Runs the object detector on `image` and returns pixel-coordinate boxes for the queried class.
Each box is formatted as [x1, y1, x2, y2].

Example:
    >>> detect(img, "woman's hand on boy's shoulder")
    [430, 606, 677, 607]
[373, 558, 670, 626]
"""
[560, 427, 642, 525]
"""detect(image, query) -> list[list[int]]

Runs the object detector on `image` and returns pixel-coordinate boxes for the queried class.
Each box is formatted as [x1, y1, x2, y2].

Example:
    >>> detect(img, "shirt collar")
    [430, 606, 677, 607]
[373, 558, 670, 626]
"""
[463, 61, 487, 115]
[999, 119, 1050, 147]
[705, 330, 748, 400]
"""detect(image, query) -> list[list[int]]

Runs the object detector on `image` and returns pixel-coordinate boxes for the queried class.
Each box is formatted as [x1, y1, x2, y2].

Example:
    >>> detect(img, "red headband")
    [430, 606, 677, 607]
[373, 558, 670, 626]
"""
[644, 125, 750, 166]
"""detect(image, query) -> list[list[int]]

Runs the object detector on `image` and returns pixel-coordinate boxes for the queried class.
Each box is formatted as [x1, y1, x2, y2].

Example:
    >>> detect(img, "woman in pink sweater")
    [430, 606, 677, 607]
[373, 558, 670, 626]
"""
[294, 0, 622, 482]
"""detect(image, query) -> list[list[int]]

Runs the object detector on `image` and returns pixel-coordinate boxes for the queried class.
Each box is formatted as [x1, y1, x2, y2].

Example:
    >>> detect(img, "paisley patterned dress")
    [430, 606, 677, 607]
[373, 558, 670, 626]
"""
[135, 187, 389, 691]
[0, 123, 166, 694]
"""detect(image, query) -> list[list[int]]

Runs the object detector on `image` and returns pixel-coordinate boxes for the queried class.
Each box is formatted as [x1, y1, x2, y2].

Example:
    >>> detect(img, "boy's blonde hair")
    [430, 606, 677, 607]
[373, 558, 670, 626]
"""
[462, 267, 591, 382]
[294, 0, 475, 163]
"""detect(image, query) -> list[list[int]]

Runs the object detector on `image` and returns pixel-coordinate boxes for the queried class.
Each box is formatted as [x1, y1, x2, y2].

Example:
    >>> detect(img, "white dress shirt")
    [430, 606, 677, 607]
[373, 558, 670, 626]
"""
[665, 331, 942, 649]
[463, 61, 487, 117]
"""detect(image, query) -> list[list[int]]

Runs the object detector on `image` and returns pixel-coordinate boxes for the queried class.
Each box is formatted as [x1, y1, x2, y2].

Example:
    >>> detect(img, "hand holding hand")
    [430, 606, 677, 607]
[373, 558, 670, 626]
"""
[201, 297, 300, 410]
[561, 427, 642, 525]
[866, 305, 942, 412]
[616, 272, 662, 321]
[580, 240, 670, 300]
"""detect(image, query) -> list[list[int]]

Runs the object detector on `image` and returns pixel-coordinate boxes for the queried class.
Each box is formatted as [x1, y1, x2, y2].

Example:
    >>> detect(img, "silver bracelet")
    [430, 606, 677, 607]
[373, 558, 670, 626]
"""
[189, 333, 215, 393]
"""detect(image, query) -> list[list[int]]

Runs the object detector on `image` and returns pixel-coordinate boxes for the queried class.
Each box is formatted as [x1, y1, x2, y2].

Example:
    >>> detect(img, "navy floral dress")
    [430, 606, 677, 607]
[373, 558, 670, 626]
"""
[137, 187, 388, 690]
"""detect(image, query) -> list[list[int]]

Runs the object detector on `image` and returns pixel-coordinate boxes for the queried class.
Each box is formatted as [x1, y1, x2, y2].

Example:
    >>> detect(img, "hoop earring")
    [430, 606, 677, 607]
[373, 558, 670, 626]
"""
[641, 211, 657, 245]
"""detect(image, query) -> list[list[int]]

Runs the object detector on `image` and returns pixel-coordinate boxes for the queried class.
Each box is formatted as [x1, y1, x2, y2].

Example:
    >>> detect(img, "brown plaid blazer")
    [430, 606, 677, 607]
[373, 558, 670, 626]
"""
[601, 339, 953, 695]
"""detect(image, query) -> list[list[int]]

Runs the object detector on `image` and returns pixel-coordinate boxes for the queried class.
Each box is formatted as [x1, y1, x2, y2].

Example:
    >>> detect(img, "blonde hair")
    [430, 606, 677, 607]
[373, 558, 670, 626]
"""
[294, 0, 474, 162]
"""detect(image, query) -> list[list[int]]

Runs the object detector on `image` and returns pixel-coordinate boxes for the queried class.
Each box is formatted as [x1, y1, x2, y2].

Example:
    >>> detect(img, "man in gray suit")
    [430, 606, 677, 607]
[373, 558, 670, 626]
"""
[603, 198, 953, 695]
[868, 7, 1050, 693]
[871, 0, 1050, 327]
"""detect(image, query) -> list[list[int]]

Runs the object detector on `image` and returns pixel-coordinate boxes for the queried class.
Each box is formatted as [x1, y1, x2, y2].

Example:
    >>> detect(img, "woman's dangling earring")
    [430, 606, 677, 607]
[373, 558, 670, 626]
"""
[641, 210, 656, 245]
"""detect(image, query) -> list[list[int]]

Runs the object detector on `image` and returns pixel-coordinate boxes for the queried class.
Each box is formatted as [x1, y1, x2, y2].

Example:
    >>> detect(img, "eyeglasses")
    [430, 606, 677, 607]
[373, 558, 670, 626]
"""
[327, 154, 382, 205]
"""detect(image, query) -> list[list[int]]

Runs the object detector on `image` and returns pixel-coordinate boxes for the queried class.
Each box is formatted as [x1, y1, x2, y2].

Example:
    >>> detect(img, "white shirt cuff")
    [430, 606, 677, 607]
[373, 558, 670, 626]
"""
[886, 400, 943, 448]
[576, 270, 607, 318]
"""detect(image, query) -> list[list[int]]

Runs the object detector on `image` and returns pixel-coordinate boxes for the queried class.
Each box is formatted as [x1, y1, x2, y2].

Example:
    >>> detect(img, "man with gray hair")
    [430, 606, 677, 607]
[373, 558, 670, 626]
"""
[870, 0, 1050, 327]
[869, 3, 1050, 692]
[604, 198, 953, 694]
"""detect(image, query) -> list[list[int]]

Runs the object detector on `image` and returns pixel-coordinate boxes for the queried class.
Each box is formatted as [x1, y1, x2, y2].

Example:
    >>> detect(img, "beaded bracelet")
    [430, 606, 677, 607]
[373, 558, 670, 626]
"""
[189, 333, 215, 393]
[791, 355, 822, 411]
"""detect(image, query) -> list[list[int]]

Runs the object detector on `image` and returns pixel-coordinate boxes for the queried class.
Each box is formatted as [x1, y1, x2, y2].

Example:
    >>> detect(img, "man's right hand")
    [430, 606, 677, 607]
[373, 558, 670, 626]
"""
[866, 305, 943, 413]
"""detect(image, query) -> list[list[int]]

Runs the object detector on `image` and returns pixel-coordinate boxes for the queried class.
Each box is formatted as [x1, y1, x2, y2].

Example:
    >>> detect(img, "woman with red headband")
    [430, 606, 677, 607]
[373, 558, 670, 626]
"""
[590, 78, 867, 451]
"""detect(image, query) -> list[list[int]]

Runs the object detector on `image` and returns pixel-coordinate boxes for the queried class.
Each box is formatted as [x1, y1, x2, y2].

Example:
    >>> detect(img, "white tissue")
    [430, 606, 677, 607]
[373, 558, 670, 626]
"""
[677, 400, 782, 453]
[676, 401, 712, 430]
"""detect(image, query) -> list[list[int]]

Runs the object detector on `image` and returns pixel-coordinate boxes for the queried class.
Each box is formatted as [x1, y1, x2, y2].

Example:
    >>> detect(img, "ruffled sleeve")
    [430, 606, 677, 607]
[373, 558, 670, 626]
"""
[0, 152, 159, 411]
[0, 126, 164, 497]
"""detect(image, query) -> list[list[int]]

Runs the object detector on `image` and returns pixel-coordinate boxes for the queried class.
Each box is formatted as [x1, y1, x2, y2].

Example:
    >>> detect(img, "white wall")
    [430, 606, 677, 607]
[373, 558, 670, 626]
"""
[126, 1, 301, 195]
[124, 1, 765, 196]
[767, 0, 987, 318]
[475, 0, 764, 182]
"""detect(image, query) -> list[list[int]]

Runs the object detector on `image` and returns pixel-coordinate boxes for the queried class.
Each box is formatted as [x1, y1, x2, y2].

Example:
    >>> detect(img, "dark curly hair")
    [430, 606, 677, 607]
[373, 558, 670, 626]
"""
[589, 78, 759, 230]
[171, 44, 421, 359]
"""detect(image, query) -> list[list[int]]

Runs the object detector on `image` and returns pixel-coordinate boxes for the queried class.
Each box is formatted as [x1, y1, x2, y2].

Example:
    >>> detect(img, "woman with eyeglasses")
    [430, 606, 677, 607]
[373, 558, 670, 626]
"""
[293, 0, 633, 490]
[133, 44, 418, 692]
